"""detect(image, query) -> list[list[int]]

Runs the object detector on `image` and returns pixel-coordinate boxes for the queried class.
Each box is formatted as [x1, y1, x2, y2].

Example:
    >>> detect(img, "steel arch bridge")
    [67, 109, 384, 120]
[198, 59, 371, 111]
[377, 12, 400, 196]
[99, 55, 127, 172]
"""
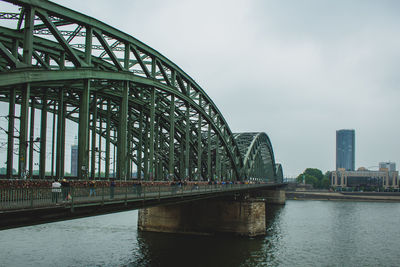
[0, 0, 283, 183]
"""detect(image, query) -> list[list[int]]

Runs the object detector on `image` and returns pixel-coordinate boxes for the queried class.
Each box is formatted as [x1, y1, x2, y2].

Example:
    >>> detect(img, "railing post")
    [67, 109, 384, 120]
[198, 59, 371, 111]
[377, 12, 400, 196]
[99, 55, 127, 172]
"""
[70, 187, 74, 212]
[30, 187, 33, 208]
[125, 186, 128, 205]
[102, 186, 105, 205]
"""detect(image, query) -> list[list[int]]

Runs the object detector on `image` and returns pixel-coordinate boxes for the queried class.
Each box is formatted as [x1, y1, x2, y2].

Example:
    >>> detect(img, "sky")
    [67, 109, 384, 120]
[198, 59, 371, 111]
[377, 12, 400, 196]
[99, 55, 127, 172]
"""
[2, 0, 400, 177]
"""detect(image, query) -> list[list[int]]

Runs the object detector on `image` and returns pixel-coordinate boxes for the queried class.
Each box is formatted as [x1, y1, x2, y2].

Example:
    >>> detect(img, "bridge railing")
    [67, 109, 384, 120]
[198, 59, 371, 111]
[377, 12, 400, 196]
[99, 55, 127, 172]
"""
[0, 183, 272, 211]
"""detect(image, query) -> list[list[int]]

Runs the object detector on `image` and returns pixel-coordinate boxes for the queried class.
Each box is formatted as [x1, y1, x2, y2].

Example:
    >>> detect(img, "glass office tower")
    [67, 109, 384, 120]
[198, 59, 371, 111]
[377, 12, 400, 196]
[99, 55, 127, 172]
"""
[336, 129, 355, 171]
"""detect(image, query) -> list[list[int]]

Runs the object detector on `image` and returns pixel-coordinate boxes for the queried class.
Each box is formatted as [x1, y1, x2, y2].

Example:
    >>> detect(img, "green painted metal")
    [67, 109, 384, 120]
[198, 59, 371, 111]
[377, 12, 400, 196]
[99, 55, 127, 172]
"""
[28, 98, 35, 179]
[19, 83, 30, 179]
[0, 0, 283, 182]
[119, 81, 129, 180]
[105, 100, 111, 178]
[168, 95, 175, 179]
[6, 88, 15, 178]
[78, 80, 90, 179]
[90, 93, 97, 179]
[148, 88, 155, 180]
[39, 93, 47, 179]
[56, 88, 64, 178]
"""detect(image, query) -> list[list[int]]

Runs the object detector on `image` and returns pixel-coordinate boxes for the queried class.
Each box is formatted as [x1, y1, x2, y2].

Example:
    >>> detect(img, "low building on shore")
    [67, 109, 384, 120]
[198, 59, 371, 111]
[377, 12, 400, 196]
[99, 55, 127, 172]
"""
[331, 167, 399, 190]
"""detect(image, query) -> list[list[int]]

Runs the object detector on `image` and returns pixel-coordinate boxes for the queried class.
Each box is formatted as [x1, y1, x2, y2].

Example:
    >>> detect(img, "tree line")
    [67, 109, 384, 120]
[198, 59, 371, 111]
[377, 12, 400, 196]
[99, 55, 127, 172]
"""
[297, 168, 331, 189]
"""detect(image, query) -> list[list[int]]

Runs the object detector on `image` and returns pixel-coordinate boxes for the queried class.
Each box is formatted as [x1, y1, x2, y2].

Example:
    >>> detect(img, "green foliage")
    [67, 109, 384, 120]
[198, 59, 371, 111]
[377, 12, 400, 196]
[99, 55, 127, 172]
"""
[297, 168, 331, 189]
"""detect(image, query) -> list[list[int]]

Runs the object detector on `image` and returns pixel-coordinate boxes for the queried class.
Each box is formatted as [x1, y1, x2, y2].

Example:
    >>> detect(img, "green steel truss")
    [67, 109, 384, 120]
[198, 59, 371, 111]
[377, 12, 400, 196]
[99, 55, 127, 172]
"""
[0, 0, 283, 182]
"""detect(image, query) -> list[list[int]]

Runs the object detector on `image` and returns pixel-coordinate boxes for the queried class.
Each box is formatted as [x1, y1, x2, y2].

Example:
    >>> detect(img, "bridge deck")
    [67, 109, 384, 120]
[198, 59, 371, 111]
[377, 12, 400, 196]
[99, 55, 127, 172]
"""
[0, 183, 285, 229]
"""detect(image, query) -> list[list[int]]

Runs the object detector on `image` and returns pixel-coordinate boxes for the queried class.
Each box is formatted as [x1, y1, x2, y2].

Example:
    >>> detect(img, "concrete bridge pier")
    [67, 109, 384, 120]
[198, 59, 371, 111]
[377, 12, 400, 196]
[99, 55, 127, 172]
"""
[138, 197, 267, 237]
[260, 189, 286, 205]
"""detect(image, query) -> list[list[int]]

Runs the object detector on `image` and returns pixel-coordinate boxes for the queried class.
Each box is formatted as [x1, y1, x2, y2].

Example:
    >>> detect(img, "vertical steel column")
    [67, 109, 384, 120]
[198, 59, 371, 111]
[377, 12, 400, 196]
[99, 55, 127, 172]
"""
[185, 104, 190, 179]
[180, 139, 184, 178]
[28, 98, 35, 179]
[90, 93, 97, 179]
[19, 83, 30, 179]
[118, 81, 129, 181]
[85, 26, 92, 65]
[148, 89, 155, 180]
[78, 80, 90, 179]
[105, 100, 111, 178]
[127, 113, 133, 179]
[19, 7, 34, 179]
[56, 88, 64, 178]
[7, 88, 15, 178]
[98, 103, 102, 178]
[158, 126, 164, 180]
[154, 116, 159, 180]
[197, 99, 202, 181]
[207, 108, 212, 180]
[143, 118, 149, 180]
[168, 95, 175, 179]
[216, 136, 221, 181]
[51, 102, 56, 178]
[39, 93, 47, 179]
[22, 7, 34, 65]
[113, 129, 116, 177]
[137, 110, 143, 180]
[61, 101, 66, 177]
[7, 41, 18, 178]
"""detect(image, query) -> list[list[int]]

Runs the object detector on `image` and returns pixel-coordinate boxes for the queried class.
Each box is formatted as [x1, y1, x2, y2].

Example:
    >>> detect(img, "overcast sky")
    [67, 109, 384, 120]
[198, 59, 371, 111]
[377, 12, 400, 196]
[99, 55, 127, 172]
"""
[52, 0, 400, 176]
[3, 0, 400, 177]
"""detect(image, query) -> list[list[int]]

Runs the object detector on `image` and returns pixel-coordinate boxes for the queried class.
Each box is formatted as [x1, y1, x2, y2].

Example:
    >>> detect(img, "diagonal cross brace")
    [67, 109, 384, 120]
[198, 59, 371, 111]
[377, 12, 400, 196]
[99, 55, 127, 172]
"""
[35, 9, 86, 68]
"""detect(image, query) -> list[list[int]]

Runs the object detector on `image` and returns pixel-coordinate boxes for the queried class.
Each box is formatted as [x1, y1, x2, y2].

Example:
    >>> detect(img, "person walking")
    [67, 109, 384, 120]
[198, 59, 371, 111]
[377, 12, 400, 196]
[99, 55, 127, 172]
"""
[110, 179, 115, 199]
[89, 180, 96, 197]
[51, 179, 61, 203]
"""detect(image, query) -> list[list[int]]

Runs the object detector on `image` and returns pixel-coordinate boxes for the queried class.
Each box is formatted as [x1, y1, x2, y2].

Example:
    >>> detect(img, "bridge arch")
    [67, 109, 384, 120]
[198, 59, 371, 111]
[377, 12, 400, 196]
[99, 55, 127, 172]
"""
[234, 132, 282, 182]
[0, 0, 282, 182]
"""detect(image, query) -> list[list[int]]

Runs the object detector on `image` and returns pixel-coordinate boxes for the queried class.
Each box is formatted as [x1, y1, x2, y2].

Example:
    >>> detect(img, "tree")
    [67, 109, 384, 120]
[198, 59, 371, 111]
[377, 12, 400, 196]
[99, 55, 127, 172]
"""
[297, 168, 330, 189]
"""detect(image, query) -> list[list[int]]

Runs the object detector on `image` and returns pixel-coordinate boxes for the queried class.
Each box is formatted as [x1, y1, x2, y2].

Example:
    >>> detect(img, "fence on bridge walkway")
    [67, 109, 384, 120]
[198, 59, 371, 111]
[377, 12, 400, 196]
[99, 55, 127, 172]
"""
[0, 183, 270, 211]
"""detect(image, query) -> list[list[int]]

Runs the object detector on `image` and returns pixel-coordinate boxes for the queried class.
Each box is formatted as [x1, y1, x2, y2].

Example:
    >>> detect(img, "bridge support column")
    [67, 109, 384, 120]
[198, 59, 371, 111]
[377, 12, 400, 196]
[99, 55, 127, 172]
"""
[261, 190, 286, 205]
[138, 198, 266, 237]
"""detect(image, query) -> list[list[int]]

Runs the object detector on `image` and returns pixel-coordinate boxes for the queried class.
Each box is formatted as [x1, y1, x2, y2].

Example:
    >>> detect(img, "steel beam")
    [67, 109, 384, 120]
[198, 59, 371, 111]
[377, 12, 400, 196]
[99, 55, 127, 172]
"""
[148, 88, 155, 180]
[6, 88, 15, 178]
[28, 98, 35, 179]
[105, 100, 111, 178]
[137, 109, 143, 180]
[78, 80, 90, 179]
[56, 88, 64, 179]
[18, 84, 30, 179]
[39, 93, 47, 179]
[118, 81, 129, 180]
[90, 93, 97, 179]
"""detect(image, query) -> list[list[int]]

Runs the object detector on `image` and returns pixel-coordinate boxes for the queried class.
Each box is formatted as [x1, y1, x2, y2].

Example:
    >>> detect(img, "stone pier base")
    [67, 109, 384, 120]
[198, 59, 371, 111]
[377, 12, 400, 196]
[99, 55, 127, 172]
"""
[261, 189, 286, 205]
[138, 198, 266, 237]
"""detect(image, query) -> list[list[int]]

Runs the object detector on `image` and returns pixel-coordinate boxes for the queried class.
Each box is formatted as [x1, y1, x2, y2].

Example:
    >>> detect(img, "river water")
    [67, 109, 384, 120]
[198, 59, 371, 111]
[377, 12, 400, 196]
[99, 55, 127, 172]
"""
[1, 200, 399, 267]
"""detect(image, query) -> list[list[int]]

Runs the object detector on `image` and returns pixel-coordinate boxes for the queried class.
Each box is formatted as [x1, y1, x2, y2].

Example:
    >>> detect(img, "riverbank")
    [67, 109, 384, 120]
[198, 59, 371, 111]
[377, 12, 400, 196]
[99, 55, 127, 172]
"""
[286, 191, 400, 202]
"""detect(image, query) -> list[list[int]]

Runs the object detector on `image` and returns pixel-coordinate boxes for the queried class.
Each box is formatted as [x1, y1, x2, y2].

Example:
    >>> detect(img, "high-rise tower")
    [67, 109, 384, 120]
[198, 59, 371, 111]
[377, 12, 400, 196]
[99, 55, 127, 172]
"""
[336, 129, 355, 171]
[71, 136, 78, 176]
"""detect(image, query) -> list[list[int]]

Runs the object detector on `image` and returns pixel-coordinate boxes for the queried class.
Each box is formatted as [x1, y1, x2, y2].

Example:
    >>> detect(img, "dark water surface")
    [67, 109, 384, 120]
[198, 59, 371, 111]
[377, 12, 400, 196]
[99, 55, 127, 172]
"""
[1, 200, 400, 266]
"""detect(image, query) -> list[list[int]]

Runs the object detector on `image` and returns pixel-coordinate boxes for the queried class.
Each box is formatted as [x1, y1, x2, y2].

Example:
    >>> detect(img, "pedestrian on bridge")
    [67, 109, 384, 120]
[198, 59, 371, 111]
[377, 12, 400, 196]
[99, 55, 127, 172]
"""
[61, 178, 70, 201]
[51, 179, 61, 203]
[89, 180, 96, 197]
[110, 179, 115, 199]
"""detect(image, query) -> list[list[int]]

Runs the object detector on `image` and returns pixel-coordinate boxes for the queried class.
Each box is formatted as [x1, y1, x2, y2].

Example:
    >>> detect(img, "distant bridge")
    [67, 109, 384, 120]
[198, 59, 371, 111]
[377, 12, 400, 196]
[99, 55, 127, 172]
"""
[0, 0, 283, 183]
